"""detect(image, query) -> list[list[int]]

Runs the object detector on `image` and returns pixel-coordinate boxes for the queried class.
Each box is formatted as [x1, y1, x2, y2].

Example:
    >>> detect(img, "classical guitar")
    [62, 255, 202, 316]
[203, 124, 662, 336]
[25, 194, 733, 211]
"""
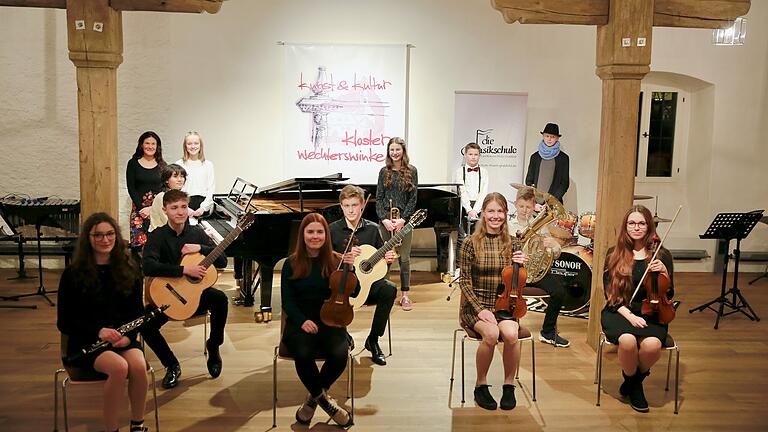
[349, 209, 427, 309]
[147, 213, 255, 320]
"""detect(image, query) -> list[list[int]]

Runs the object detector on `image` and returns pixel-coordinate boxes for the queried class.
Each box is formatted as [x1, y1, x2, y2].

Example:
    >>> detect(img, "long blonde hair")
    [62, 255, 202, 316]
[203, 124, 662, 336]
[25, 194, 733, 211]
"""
[470, 192, 512, 260]
[181, 131, 206, 162]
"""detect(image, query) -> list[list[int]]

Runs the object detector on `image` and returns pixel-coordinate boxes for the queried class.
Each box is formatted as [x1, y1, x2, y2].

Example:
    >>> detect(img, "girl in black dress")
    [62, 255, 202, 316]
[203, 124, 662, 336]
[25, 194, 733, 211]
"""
[281, 213, 353, 427]
[57, 213, 149, 432]
[602, 205, 674, 413]
[126, 131, 166, 250]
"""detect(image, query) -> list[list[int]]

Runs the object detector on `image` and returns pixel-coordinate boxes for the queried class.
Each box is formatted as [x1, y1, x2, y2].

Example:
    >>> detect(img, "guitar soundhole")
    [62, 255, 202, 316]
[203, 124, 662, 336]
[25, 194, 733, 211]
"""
[360, 261, 372, 273]
[186, 276, 202, 284]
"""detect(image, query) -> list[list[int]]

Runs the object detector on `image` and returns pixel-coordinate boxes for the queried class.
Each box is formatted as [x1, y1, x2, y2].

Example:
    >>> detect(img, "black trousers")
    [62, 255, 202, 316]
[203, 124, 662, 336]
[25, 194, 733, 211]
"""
[141, 287, 228, 368]
[364, 278, 397, 338]
[533, 273, 565, 334]
[283, 322, 349, 397]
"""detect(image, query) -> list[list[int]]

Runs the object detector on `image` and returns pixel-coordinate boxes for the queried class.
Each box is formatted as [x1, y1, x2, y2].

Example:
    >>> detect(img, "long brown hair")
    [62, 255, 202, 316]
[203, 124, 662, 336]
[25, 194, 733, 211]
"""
[605, 205, 670, 306]
[289, 213, 341, 279]
[132, 131, 167, 169]
[470, 192, 512, 261]
[383, 137, 415, 192]
[70, 213, 138, 295]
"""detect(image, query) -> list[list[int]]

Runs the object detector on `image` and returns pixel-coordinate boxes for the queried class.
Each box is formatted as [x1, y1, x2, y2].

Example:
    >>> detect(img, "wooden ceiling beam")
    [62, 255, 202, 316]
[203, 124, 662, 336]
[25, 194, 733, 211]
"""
[492, 0, 608, 25]
[654, 0, 751, 29]
[109, 0, 224, 14]
[0, 0, 65, 8]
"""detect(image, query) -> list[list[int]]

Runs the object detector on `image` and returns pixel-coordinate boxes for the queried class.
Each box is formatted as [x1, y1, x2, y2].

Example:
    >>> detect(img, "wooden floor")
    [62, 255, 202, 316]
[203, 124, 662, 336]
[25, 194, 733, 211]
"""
[1, 267, 767, 431]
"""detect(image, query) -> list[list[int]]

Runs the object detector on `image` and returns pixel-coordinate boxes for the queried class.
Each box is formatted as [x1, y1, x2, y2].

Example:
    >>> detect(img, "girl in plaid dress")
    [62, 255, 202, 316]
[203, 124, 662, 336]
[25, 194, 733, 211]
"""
[459, 192, 529, 411]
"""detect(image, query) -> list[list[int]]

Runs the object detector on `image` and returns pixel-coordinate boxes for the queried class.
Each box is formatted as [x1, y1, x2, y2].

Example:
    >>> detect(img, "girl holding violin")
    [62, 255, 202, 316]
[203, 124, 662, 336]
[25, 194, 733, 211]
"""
[602, 205, 674, 413]
[280, 213, 354, 427]
[459, 192, 529, 411]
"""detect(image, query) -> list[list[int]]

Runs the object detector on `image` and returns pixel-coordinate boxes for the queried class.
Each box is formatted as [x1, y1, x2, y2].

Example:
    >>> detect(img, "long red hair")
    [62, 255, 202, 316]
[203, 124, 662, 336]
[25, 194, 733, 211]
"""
[605, 205, 659, 306]
[289, 213, 341, 280]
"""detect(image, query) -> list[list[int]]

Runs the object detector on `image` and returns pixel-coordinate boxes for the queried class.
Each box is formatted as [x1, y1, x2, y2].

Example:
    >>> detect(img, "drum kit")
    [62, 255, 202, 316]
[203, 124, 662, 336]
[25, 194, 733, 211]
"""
[509, 184, 672, 314]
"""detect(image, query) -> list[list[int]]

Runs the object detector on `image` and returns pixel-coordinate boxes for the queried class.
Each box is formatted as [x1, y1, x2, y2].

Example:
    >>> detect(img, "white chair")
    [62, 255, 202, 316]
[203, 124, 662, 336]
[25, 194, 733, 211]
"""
[53, 335, 160, 431]
[272, 312, 355, 427]
[595, 331, 680, 414]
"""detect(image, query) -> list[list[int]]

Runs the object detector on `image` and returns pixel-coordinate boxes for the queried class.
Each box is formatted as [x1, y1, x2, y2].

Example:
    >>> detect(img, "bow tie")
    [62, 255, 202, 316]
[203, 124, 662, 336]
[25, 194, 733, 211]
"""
[466, 167, 479, 172]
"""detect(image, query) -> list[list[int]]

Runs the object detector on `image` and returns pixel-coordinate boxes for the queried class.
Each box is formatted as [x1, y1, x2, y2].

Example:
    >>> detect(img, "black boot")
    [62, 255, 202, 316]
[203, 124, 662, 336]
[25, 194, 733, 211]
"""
[628, 369, 650, 413]
[473, 384, 497, 410]
[499, 384, 516, 410]
[620, 370, 634, 397]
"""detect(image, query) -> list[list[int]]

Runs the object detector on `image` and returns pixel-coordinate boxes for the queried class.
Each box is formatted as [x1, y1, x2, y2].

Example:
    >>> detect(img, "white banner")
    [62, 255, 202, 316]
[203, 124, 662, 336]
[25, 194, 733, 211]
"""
[283, 44, 408, 184]
[452, 92, 528, 203]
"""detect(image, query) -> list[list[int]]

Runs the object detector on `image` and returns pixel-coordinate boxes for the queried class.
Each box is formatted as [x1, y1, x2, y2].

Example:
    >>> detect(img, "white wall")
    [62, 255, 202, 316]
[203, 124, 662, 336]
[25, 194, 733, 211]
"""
[1, 0, 766, 271]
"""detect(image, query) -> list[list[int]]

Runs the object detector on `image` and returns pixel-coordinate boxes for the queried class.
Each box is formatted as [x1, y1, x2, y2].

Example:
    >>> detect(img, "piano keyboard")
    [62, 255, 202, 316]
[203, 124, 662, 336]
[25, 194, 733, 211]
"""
[200, 218, 235, 244]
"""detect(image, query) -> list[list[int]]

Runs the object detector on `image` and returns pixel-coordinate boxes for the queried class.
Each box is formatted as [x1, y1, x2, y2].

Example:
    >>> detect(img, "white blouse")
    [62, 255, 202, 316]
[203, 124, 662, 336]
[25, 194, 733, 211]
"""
[176, 159, 215, 213]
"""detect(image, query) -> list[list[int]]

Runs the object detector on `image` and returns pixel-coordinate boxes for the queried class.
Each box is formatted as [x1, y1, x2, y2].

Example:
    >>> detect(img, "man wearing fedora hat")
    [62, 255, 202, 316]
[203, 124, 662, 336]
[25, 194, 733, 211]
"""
[525, 123, 570, 203]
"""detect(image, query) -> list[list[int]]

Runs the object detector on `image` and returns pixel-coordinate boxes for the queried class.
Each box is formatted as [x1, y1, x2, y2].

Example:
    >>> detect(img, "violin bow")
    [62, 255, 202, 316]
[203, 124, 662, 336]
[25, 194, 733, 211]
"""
[336, 194, 372, 271]
[629, 205, 683, 303]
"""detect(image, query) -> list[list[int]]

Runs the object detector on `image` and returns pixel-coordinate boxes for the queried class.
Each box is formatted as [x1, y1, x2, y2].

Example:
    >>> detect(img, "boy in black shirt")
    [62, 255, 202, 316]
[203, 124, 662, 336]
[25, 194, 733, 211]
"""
[141, 189, 229, 388]
[329, 185, 396, 365]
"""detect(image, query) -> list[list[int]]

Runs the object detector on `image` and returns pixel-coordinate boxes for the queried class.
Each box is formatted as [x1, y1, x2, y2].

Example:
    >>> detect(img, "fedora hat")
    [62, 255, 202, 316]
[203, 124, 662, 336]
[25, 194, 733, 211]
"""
[540, 123, 561, 137]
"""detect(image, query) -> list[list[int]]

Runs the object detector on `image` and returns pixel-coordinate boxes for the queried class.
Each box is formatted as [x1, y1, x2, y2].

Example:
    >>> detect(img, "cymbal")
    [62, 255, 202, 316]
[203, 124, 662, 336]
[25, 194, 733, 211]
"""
[509, 183, 527, 191]
[653, 216, 672, 223]
[634, 194, 654, 200]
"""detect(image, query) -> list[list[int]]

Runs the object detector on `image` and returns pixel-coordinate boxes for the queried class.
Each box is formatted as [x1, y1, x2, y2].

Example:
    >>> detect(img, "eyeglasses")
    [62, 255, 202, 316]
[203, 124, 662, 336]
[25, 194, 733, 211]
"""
[90, 231, 116, 240]
[626, 221, 648, 229]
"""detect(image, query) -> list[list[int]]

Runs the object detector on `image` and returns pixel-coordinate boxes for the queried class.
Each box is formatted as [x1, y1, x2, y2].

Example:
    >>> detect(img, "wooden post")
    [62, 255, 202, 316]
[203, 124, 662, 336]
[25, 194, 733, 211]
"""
[66, 0, 123, 218]
[586, 0, 653, 348]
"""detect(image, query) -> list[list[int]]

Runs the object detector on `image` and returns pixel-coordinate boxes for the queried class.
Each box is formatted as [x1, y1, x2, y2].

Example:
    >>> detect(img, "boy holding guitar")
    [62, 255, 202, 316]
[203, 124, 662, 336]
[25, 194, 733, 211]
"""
[329, 185, 397, 366]
[141, 189, 229, 388]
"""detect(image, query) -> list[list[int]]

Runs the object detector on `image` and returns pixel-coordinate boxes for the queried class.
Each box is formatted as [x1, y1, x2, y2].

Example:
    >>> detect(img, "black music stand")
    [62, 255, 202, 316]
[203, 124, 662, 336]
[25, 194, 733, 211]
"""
[748, 216, 768, 285]
[0, 205, 59, 307]
[0, 210, 38, 309]
[689, 210, 763, 329]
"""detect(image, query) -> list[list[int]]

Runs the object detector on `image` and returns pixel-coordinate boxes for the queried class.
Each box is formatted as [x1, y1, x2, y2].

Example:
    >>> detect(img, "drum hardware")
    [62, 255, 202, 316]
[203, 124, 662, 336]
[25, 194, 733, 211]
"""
[389, 199, 402, 259]
[538, 244, 593, 313]
[633, 194, 654, 200]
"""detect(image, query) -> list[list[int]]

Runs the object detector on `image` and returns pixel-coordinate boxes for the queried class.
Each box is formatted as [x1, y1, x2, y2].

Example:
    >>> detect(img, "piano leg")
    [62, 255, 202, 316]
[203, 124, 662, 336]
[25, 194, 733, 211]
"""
[253, 262, 274, 323]
[434, 223, 455, 274]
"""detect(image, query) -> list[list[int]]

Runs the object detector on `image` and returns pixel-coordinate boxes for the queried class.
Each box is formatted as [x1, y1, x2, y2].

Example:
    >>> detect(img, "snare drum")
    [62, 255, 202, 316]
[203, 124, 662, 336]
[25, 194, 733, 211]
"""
[549, 211, 578, 246]
[578, 211, 597, 240]
[547, 245, 593, 313]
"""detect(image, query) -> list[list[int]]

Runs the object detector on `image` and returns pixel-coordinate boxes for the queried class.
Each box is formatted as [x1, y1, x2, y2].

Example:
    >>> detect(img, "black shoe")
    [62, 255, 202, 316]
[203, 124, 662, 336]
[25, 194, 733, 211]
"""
[628, 369, 650, 413]
[365, 337, 386, 366]
[473, 384, 497, 410]
[499, 384, 516, 410]
[539, 331, 570, 347]
[206, 340, 222, 378]
[161, 363, 181, 389]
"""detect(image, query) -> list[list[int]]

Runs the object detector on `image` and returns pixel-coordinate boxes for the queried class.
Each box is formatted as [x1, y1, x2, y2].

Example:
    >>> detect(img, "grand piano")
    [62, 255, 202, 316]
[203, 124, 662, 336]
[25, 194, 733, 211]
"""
[200, 174, 460, 322]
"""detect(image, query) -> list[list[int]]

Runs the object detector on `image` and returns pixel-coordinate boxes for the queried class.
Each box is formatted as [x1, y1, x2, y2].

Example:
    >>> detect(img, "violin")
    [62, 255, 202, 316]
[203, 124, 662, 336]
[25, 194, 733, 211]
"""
[629, 205, 682, 324]
[320, 196, 369, 328]
[320, 251, 357, 328]
[495, 232, 528, 320]
[640, 235, 675, 324]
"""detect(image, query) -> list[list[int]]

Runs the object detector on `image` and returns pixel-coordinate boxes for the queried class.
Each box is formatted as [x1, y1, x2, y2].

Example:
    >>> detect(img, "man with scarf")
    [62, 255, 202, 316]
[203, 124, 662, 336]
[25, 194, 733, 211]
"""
[525, 123, 569, 203]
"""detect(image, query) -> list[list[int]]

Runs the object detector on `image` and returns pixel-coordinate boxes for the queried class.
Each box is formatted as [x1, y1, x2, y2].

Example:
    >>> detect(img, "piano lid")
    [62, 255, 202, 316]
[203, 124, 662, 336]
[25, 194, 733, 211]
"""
[257, 173, 349, 195]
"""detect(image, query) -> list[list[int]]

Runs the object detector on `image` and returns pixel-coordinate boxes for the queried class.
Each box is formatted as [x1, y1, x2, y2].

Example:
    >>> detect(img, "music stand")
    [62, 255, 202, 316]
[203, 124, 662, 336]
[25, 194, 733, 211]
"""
[689, 210, 764, 329]
[0, 204, 60, 307]
[748, 216, 768, 285]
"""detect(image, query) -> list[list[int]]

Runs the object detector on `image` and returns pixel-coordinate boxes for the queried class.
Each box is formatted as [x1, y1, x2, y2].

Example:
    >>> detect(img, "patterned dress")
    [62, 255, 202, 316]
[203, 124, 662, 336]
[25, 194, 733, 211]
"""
[459, 233, 513, 329]
[126, 158, 162, 247]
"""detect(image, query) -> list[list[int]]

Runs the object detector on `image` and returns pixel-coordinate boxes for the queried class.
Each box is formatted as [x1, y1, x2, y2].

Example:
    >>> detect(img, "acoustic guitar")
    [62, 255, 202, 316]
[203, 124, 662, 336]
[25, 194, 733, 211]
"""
[147, 213, 255, 320]
[349, 209, 427, 309]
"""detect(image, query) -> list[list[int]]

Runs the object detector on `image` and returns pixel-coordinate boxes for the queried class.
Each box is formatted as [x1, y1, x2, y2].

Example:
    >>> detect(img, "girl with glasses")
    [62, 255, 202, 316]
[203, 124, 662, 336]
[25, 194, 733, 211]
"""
[601, 205, 674, 412]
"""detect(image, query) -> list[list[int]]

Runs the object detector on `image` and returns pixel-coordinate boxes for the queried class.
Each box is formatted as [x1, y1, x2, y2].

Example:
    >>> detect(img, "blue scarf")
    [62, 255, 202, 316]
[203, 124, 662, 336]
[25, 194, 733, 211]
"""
[538, 140, 560, 160]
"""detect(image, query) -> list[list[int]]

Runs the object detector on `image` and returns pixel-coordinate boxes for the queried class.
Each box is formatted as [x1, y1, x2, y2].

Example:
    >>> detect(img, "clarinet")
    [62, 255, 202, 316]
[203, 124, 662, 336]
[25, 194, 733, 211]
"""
[65, 305, 169, 363]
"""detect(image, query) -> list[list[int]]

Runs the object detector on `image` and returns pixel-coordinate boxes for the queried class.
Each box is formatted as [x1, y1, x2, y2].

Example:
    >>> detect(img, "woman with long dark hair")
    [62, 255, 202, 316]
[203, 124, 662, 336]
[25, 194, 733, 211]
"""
[126, 131, 166, 251]
[459, 192, 528, 411]
[602, 205, 674, 413]
[375, 137, 418, 310]
[57, 213, 149, 432]
[281, 213, 353, 427]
